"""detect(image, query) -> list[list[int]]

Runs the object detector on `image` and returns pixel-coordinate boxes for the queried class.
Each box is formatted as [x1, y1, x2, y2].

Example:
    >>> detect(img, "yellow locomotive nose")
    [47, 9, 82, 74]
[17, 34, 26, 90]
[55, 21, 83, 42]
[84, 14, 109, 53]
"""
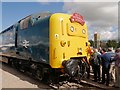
[50, 13, 88, 68]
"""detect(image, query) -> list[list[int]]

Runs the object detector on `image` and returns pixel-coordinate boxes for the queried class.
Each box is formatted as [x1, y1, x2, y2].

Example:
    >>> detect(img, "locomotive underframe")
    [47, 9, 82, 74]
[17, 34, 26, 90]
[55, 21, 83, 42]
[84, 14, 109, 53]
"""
[1, 54, 90, 83]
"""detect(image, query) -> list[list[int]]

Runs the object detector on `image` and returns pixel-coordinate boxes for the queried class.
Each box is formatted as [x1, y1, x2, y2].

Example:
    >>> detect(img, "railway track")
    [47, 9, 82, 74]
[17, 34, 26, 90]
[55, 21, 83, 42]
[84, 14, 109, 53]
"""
[48, 79, 103, 90]
[1, 62, 115, 89]
[48, 76, 115, 90]
[49, 81, 83, 89]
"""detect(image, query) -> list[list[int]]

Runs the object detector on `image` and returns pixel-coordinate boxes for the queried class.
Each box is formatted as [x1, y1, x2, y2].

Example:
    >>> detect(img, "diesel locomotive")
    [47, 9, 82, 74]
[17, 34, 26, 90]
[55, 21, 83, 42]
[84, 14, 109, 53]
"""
[0, 12, 91, 82]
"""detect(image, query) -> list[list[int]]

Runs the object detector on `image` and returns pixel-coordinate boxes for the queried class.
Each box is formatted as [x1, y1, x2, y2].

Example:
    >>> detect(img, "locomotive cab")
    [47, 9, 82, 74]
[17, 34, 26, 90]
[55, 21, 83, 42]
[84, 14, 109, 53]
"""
[49, 13, 89, 78]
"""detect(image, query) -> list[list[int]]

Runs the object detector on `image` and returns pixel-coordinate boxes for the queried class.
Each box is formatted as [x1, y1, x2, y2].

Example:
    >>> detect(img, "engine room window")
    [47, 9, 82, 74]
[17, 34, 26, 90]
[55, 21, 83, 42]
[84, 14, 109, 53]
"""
[20, 16, 31, 30]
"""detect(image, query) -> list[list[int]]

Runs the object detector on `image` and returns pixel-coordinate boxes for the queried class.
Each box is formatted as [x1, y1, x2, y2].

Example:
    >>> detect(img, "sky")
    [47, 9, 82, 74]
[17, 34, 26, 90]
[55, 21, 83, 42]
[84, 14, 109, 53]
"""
[1, 0, 119, 40]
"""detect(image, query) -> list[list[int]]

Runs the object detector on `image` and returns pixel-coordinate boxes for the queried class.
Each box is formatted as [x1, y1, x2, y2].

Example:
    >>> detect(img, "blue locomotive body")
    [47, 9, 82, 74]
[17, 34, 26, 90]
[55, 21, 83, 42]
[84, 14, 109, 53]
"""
[1, 13, 51, 64]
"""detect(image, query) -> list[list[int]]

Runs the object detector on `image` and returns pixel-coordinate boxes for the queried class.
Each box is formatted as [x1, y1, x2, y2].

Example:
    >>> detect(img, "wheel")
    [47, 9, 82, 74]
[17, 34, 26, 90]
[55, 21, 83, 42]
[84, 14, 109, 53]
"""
[13, 60, 20, 70]
[8, 58, 12, 65]
[36, 68, 43, 81]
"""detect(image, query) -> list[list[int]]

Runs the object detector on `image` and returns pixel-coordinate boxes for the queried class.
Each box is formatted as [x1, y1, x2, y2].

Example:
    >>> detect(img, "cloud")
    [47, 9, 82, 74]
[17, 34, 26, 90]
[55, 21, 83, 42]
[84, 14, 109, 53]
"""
[100, 30, 118, 40]
[63, 2, 118, 40]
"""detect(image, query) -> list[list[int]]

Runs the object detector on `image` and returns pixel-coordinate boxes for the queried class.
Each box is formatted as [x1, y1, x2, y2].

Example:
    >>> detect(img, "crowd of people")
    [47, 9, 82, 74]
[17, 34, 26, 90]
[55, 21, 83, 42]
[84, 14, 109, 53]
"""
[89, 47, 120, 88]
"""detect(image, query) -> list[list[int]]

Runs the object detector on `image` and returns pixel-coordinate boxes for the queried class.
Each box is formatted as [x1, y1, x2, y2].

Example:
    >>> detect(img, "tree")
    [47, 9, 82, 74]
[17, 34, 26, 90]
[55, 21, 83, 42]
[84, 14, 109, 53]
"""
[106, 40, 117, 49]
[117, 41, 120, 48]
[89, 40, 94, 47]
[100, 41, 107, 48]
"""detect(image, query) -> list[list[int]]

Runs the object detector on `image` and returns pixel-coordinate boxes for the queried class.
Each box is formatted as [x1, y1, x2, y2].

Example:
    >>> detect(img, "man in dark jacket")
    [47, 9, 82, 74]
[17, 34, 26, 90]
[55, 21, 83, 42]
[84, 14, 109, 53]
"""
[100, 48, 111, 86]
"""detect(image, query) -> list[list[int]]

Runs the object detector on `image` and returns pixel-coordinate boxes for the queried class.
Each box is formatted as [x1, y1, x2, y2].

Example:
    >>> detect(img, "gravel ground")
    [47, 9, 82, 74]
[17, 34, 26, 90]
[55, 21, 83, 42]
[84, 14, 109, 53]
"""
[1, 63, 51, 89]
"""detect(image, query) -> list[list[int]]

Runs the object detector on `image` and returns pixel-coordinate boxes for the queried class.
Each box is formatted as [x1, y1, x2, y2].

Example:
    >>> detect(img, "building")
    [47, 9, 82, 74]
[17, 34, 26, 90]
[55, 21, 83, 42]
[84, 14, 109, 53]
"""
[94, 32, 100, 48]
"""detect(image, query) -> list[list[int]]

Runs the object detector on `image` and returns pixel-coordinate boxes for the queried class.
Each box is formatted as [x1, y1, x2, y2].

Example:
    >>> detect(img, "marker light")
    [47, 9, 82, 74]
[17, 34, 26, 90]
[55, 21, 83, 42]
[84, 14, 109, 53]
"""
[70, 26, 74, 32]
[82, 29, 86, 34]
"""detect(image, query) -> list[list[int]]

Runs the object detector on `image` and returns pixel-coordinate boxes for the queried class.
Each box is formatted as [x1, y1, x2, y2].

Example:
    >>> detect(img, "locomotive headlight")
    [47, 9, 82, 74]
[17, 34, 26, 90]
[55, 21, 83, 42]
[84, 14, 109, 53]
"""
[79, 48, 82, 52]
[70, 26, 74, 32]
[82, 29, 86, 34]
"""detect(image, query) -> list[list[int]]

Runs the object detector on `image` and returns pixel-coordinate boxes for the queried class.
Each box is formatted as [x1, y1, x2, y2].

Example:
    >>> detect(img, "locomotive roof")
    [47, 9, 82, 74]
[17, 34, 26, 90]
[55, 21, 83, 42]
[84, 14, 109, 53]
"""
[32, 12, 52, 18]
[1, 12, 52, 34]
[18, 12, 52, 23]
[0, 25, 14, 34]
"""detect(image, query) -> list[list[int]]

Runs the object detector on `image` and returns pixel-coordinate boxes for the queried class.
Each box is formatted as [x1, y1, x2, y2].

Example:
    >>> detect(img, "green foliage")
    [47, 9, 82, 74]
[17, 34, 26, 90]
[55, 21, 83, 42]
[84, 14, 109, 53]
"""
[89, 40, 94, 47]
[117, 41, 120, 48]
[89, 39, 119, 48]
[106, 40, 117, 48]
